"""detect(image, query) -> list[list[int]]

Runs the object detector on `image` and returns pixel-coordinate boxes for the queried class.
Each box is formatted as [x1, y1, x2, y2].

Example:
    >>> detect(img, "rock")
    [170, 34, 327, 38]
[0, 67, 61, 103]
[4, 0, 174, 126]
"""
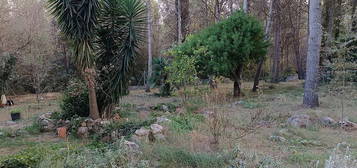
[77, 127, 89, 138]
[319, 117, 336, 127]
[111, 130, 119, 139]
[154, 133, 166, 141]
[156, 117, 171, 123]
[5, 121, 16, 126]
[162, 105, 169, 112]
[234, 101, 244, 105]
[135, 128, 150, 136]
[124, 140, 139, 150]
[338, 120, 357, 131]
[38, 113, 56, 132]
[287, 114, 311, 128]
[286, 75, 299, 82]
[100, 120, 111, 126]
[80, 122, 87, 127]
[150, 124, 164, 134]
[0, 132, 4, 137]
[112, 113, 121, 121]
[269, 135, 287, 142]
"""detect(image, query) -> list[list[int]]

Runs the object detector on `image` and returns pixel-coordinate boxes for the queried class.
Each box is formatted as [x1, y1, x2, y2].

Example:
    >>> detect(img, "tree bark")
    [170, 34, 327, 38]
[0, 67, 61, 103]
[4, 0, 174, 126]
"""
[303, 0, 322, 108]
[176, 0, 183, 43]
[294, 0, 304, 80]
[233, 65, 243, 97]
[252, 0, 274, 92]
[271, 0, 281, 83]
[352, 0, 357, 32]
[84, 68, 100, 119]
[146, 0, 153, 92]
[243, 0, 249, 13]
[181, 0, 190, 40]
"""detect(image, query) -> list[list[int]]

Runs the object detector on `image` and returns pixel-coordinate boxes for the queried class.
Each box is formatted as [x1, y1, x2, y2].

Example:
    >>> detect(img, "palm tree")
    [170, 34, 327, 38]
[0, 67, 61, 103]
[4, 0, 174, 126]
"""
[48, 0, 146, 118]
[48, 0, 101, 119]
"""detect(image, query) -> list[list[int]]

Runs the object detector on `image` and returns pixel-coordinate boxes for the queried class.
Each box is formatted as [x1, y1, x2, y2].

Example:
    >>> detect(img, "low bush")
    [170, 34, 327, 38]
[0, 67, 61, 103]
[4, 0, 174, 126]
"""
[169, 113, 204, 133]
[59, 79, 89, 120]
[325, 143, 357, 168]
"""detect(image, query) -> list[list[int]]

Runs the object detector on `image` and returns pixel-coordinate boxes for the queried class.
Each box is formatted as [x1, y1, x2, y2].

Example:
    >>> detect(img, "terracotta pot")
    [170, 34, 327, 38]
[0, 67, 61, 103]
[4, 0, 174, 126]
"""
[57, 127, 68, 138]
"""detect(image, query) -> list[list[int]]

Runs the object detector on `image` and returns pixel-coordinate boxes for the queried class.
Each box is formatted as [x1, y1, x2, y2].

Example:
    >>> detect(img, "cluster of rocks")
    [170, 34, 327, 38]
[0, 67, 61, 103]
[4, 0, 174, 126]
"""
[133, 117, 171, 143]
[287, 114, 357, 131]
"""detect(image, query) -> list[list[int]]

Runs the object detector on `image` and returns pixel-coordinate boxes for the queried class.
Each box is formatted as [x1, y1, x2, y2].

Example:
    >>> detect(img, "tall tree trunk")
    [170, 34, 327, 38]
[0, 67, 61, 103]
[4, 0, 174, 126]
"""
[294, 0, 304, 80]
[176, 0, 183, 43]
[229, 0, 234, 14]
[243, 0, 249, 13]
[215, 0, 222, 22]
[233, 65, 243, 97]
[325, 0, 335, 42]
[252, 0, 274, 92]
[303, 0, 322, 108]
[334, 0, 342, 39]
[146, 0, 153, 92]
[271, 0, 281, 83]
[352, 0, 357, 32]
[181, 0, 189, 40]
[84, 68, 100, 119]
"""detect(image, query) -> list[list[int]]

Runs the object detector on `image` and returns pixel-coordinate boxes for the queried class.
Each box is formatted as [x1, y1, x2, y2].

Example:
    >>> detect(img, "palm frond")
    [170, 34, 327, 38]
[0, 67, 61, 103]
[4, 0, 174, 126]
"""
[48, 0, 100, 68]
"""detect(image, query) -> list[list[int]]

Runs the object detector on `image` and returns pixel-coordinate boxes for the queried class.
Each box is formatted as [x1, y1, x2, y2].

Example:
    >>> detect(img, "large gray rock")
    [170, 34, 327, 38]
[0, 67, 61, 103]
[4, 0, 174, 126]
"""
[319, 117, 336, 127]
[135, 127, 150, 136]
[38, 112, 56, 132]
[286, 75, 299, 82]
[77, 127, 89, 138]
[150, 124, 164, 134]
[287, 114, 311, 128]
[124, 140, 139, 150]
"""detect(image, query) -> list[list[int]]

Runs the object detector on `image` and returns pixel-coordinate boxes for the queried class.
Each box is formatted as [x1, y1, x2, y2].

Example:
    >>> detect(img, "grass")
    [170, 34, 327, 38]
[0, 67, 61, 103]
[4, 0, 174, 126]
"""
[1, 81, 357, 167]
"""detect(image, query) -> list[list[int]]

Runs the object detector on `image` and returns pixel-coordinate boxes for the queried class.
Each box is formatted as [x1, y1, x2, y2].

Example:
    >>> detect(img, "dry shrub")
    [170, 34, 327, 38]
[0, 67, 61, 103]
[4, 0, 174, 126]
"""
[203, 89, 230, 146]
[324, 143, 357, 168]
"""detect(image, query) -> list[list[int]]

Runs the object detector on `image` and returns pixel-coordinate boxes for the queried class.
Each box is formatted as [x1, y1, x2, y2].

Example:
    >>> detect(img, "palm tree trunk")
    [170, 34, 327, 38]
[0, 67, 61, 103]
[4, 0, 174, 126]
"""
[303, 0, 322, 108]
[84, 68, 100, 119]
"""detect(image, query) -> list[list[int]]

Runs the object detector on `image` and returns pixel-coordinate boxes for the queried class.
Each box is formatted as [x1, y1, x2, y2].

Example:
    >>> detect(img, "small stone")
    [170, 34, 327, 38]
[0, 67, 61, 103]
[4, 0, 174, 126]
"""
[0, 132, 4, 137]
[100, 120, 111, 126]
[269, 135, 286, 142]
[287, 114, 311, 128]
[135, 128, 150, 136]
[154, 133, 166, 141]
[124, 140, 139, 150]
[77, 127, 89, 138]
[162, 105, 169, 112]
[111, 131, 119, 139]
[319, 117, 336, 127]
[5, 121, 16, 125]
[150, 124, 164, 134]
[156, 117, 171, 123]
[112, 113, 121, 121]
[80, 122, 87, 127]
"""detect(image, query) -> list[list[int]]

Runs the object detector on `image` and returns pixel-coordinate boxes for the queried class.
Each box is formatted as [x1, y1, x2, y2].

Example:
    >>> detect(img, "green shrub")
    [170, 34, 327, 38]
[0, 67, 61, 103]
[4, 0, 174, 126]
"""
[171, 11, 268, 96]
[59, 79, 89, 120]
[154, 146, 225, 168]
[0, 146, 53, 168]
[169, 114, 203, 133]
[24, 121, 41, 135]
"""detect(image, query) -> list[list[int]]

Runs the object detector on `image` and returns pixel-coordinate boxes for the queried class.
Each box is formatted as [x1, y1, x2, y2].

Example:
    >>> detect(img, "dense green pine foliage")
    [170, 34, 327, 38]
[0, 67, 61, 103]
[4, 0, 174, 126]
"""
[171, 11, 269, 80]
